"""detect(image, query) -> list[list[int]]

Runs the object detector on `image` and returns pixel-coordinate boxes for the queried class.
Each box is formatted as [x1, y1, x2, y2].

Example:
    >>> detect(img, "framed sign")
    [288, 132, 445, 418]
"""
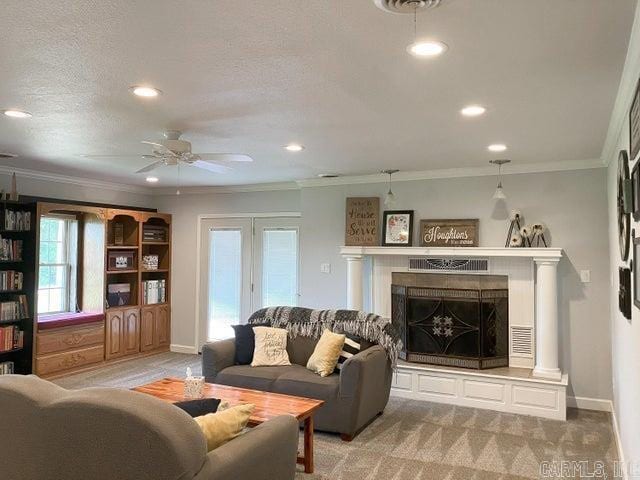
[634, 235, 640, 309]
[107, 250, 136, 271]
[633, 160, 640, 221]
[630, 77, 640, 161]
[619, 266, 632, 320]
[345, 197, 380, 246]
[420, 219, 479, 247]
[382, 210, 414, 246]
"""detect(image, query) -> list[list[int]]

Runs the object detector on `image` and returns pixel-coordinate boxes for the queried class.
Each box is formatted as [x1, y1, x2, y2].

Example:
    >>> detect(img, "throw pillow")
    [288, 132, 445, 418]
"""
[251, 327, 291, 366]
[306, 329, 346, 377]
[231, 323, 269, 365]
[174, 398, 221, 418]
[194, 403, 255, 451]
[336, 335, 363, 371]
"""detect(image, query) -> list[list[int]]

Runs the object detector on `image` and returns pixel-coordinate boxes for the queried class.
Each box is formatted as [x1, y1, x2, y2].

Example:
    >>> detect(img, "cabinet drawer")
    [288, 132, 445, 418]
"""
[37, 324, 105, 355]
[36, 345, 104, 376]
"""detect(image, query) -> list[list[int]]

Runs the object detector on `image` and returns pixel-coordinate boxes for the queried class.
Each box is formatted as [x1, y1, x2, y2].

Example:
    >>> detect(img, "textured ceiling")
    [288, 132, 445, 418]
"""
[0, 0, 635, 187]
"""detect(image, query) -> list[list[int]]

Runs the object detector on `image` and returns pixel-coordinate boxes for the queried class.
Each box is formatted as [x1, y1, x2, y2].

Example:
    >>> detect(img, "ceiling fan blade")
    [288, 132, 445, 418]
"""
[194, 153, 253, 162]
[141, 141, 165, 148]
[188, 160, 231, 174]
[135, 160, 164, 174]
[80, 154, 149, 158]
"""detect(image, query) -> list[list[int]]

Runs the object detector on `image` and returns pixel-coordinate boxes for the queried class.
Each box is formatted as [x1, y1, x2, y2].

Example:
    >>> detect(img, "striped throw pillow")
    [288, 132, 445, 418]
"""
[336, 336, 362, 371]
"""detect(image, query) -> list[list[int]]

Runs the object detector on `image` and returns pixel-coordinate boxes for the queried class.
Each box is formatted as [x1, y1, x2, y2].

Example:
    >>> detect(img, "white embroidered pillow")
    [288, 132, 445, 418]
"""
[251, 327, 291, 367]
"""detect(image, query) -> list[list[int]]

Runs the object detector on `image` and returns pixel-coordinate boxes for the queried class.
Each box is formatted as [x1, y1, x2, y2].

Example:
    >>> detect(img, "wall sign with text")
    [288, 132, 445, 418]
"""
[345, 197, 380, 246]
[419, 219, 479, 247]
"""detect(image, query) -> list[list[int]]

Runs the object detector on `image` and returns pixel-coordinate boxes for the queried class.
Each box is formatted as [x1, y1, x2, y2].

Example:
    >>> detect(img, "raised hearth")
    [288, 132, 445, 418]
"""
[340, 246, 568, 420]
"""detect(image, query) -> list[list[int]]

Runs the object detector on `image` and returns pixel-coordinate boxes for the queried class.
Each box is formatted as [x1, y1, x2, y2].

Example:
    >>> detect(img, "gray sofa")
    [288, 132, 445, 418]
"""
[202, 334, 393, 440]
[0, 375, 299, 480]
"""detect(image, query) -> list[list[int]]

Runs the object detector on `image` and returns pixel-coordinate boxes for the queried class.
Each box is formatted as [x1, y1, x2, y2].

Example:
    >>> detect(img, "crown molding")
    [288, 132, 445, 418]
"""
[601, 2, 640, 166]
[0, 165, 152, 195]
[151, 181, 300, 196]
[295, 158, 605, 188]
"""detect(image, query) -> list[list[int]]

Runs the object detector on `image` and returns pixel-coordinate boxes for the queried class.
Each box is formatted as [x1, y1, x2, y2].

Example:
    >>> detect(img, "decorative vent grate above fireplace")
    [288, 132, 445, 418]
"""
[409, 257, 489, 272]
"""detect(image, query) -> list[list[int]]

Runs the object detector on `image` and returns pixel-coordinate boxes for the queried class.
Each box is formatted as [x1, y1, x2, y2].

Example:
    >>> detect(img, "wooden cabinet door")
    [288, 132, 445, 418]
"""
[156, 305, 170, 348]
[105, 310, 124, 359]
[123, 308, 140, 355]
[140, 306, 156, 352]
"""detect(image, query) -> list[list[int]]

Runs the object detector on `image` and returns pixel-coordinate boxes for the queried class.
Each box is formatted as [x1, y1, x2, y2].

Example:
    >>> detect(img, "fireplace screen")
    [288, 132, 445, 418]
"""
[392, 273, 508, 369]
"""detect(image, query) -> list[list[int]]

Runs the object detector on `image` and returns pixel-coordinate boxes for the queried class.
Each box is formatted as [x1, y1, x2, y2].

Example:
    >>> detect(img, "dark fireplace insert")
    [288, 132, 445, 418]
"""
[391, 272, 509, 369]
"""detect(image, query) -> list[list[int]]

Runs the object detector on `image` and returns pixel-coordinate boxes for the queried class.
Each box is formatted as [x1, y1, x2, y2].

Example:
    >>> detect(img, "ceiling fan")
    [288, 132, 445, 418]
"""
[82, 130, 253, 174]
[135, 130, 252, 174]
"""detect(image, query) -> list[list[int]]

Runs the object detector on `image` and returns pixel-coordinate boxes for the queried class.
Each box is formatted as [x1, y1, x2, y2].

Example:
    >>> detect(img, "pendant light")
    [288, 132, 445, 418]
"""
[382, 169, 399, 207]
[489, 159, 510, 200]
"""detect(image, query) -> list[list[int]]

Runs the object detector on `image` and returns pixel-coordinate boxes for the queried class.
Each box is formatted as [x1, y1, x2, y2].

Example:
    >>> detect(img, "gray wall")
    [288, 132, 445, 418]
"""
[0, 172, 153, 208]
[299, 169, 611, 402]
[158, 168, 611, 402]
[607, 93, 640, 474]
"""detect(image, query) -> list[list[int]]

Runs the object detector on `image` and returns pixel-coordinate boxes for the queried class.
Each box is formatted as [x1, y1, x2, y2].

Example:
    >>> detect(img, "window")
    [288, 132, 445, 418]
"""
[38, 216, 78, 315]
[261, 229, 298, 307]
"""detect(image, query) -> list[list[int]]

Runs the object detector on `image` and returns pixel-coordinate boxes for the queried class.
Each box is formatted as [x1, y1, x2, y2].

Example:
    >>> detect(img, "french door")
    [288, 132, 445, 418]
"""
[199, 216, 299, 346]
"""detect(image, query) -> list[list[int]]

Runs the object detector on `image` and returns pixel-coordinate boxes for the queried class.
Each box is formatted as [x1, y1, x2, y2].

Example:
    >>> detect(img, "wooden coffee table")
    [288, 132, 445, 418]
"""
[133, 377, 324, 474]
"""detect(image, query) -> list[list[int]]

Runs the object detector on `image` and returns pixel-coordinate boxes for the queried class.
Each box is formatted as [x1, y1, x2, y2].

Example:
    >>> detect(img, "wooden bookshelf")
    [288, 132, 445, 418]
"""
[0, 200, 36, 375]
[104, 210, 171, 360]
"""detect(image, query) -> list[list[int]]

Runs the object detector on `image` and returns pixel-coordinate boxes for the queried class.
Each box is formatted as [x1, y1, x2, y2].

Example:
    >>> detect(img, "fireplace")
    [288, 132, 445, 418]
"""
[392, 272, 509, 369]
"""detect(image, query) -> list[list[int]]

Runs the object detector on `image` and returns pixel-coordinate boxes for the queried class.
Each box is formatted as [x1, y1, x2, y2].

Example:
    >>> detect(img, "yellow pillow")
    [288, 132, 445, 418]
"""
[306, 329, 346, 377]
[194, 403, 255, 451]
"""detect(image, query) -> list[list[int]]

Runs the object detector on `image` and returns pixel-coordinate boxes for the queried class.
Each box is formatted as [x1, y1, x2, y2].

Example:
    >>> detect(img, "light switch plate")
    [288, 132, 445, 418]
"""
[580, 270, 591, 283]
[320, 263, 331, 274]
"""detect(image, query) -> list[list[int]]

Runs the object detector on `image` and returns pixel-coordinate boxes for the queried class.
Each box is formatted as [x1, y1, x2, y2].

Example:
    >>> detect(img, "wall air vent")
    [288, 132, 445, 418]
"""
[510, 326, 533, 357]
[408, 258, 489, 272]
[374, 0, 443, 14]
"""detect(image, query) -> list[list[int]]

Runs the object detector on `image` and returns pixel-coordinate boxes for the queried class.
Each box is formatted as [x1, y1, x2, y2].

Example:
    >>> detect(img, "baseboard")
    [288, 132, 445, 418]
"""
[611, 407, 628, 480]
[567, 396, 613, 412]
[170, 344, 198, 354]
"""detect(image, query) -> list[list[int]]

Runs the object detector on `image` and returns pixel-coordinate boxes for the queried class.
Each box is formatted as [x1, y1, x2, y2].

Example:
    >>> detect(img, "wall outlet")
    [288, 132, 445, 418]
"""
[580, 270, 591, 283]
[320, 263, 331, 274]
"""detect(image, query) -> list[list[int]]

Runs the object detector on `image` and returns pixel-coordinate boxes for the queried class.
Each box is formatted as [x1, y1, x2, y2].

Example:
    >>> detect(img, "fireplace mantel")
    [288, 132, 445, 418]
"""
[340, 245, 564, 381]
[339, 246, 563, 259]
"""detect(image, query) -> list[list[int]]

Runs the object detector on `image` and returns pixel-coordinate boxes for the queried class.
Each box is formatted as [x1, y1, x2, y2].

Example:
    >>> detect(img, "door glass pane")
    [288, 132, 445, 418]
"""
[262, 229, 298, 307]
[208, 229, 242, 340]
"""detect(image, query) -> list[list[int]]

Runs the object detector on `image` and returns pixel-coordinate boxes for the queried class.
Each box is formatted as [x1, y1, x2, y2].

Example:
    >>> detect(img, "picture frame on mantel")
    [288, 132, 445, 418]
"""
[382, 210, 414, 246]
[345, 197, 380, 246]
[419, 219, 479, 247]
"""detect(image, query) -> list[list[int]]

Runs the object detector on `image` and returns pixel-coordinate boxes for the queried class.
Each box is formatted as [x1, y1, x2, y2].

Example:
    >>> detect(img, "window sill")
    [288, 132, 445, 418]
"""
[37, 312, 104, 331]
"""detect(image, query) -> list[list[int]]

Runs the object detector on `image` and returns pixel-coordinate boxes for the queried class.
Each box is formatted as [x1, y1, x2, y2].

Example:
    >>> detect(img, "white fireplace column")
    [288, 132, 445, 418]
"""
[344, 254, 364, 310]
[533, 257, 562, 380]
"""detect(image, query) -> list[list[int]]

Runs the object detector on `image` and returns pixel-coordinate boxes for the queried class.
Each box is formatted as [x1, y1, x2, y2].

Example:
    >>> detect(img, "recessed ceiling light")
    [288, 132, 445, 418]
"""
[407, 40, 448, 58]
[284, 144, 304, 152]
[0, 153, 17, 158]
[317, 173, 340, 178]
[488, 144, 507, 152]
[145, 176, 159, 183]
[3, 109, 32, 118]
[461, 105, 486, 117]
[130, 86, 162, 98]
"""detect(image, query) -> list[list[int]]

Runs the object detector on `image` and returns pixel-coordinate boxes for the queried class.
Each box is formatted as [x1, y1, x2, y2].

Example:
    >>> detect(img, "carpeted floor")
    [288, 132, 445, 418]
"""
[52, 352, 618, 479]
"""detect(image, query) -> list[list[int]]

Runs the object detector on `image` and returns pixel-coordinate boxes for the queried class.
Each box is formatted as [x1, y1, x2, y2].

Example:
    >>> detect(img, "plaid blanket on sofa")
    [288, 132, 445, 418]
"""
[247, 306, 402, 366]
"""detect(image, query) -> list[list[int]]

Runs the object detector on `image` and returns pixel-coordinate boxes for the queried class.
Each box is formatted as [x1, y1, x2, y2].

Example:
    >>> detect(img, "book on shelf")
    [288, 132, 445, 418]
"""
[0, 294, 29, 320]
[3, 210, 31, 232]
[0, 237, 23, 261]
[0, 361, 14, 375]
[0, 271, 23, 291]
[142, 279, 166, 305]
[0, 325, 23, 352]
[143, 225, 168, 242]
